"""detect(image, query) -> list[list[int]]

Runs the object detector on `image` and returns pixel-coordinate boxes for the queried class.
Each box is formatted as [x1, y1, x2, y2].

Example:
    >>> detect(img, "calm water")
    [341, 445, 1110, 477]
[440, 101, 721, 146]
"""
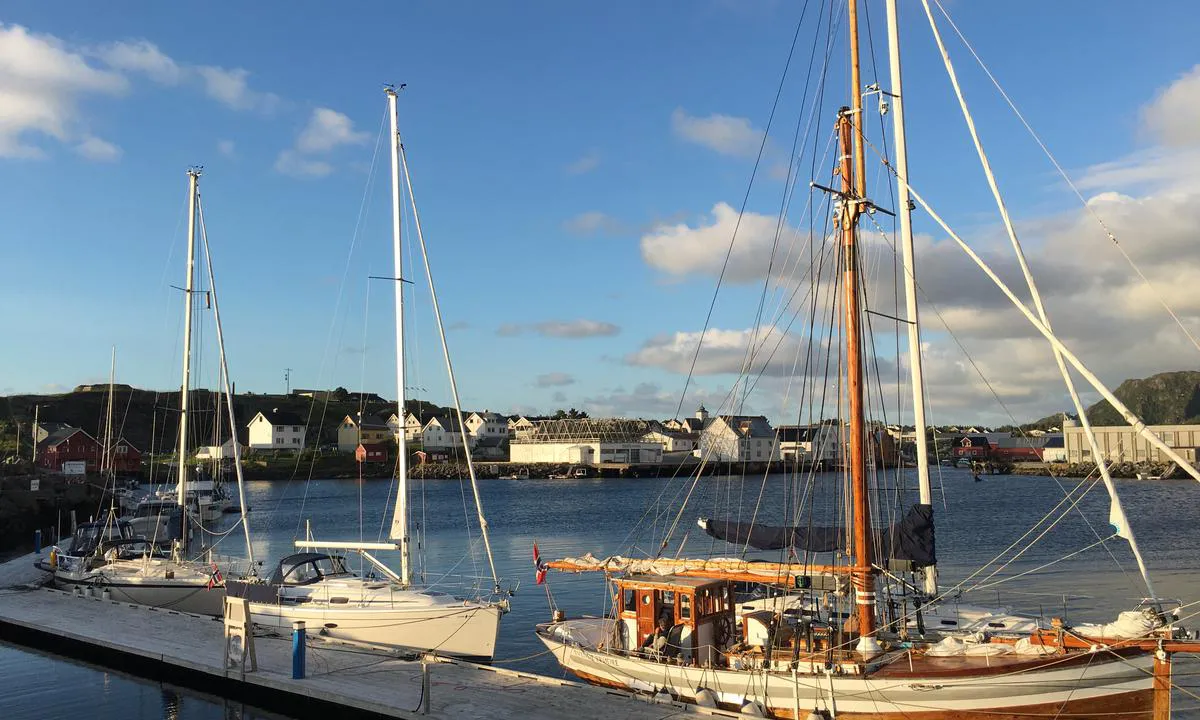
[4, 467, 1199, 718]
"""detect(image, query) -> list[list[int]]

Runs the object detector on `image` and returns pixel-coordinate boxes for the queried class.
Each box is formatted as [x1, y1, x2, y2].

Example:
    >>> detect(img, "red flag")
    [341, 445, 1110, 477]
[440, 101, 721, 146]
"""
[207, 563, 224, 590]
[533, 542, 547, 585]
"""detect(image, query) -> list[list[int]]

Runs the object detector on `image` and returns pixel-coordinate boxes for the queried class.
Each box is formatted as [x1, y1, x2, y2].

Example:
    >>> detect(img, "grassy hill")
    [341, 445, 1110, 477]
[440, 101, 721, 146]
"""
[1085, 370, 1200, 426]
[0, 388, 452, 457]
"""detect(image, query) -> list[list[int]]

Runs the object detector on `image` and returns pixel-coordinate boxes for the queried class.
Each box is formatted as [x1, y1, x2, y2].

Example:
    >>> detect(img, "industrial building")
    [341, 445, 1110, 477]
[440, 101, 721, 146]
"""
[509, 418, 663, 466]
[1063, 421, 1199, 464]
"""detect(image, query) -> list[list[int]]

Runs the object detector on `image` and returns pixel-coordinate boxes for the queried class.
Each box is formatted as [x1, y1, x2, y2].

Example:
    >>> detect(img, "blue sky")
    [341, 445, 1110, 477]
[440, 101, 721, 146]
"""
[2, 2, 1199, 425]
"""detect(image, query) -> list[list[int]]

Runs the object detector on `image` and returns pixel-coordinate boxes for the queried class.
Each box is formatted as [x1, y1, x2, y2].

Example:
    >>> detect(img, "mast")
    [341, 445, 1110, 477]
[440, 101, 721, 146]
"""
[178, 167, 200, 553]
[842, 0, 880, 657]
[104, 347, 115, 479]
[838, 109, 879, 656]
[31, 404, 39, 465]
[385, 86, 412, 587]
[885, 0, 937, 596]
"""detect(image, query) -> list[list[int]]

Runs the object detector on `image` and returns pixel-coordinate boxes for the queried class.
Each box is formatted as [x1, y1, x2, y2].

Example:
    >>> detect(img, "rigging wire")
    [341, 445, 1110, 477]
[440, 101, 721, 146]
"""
[931, 0, 1200, 356]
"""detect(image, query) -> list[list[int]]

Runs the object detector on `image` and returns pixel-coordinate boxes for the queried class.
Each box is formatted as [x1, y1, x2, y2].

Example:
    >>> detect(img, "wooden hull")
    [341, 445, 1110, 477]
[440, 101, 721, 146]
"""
[537, 622, 1157, 719]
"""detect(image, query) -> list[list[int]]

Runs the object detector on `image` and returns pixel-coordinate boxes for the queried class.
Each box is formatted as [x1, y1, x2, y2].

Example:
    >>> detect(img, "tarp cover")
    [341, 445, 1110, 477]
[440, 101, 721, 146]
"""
[700, 504, 936, 567]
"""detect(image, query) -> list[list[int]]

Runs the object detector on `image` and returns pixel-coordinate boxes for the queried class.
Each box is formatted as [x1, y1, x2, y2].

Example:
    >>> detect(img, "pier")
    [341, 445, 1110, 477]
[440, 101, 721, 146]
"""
[0, 550, 725, 720]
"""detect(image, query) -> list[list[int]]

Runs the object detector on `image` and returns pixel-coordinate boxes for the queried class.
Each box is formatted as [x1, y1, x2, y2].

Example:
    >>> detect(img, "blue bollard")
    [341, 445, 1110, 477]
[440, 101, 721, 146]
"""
[34, 529, 42, 554]
[292, 621, 306, 679]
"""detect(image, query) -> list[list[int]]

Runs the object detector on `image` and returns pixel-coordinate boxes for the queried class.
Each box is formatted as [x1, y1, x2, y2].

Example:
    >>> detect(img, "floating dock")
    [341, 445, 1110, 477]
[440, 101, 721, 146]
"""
[0, 550, 723, 720]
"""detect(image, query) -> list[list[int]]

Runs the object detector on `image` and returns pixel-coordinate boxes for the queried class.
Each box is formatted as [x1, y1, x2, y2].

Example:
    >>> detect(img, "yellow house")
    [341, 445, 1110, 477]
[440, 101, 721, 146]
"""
[337, 414, 393, 453]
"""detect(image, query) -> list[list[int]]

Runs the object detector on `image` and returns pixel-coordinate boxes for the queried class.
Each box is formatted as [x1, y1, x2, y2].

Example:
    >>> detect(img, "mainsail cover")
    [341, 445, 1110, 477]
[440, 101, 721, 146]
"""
[700, 504, 936, 567]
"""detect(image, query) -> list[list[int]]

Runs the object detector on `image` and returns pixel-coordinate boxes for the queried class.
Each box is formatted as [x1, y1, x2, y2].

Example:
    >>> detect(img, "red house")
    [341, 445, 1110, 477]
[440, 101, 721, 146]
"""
[109, 438, 143, 472]
[355, 443, 389, 463]
[36, 427, 102, 471]
[951, 436, 991, 459]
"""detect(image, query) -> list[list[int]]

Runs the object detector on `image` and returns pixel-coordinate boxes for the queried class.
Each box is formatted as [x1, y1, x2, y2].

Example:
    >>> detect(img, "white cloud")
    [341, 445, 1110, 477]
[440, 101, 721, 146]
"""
[641, 202, 800, 283]
[75, 135, 121, 162]
[196, 65, 278, 112]
[275, 107, 366, 179]
[1141, 64, 1200, 147]
[535, 372, 576, 388]
[274, 149, 332, 178]
[96, 39, 180, 84]
[671, 108, 763, 158]
[217, 139, 235, 157]
[565, 149, 600, 175]
[563, 210, 624, 236]
[581, 381, 734, 419]
[0, 23, 127, 158]
[296, 108, 367, 153]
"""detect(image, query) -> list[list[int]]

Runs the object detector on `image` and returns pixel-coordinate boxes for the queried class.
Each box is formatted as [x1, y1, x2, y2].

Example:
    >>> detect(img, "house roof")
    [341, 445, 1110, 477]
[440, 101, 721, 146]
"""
[424, 415, 461, 431]
[37, 427, 95, 452]
[469, 411, 505, 423]
[249, 408, 306, 427]
[713, 415, 775, 438]
[344, 414, 391, 430]
[776, 425, 819, 443]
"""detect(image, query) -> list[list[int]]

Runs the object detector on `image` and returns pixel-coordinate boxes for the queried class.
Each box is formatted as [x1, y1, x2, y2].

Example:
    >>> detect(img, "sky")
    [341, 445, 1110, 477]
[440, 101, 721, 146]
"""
[1, 1, 1199, 426]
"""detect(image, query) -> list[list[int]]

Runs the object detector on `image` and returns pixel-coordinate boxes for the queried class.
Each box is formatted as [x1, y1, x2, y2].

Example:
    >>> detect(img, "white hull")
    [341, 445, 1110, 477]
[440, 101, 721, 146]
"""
[537, 619, 1154, 718]
[50, 560, 225, 616]
[248, 596, 502, 661]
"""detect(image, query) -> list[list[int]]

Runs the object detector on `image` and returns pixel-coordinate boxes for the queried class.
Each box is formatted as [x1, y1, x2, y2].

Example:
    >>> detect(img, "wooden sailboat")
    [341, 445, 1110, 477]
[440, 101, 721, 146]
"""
[535, 2, 1199, 717]
[43, 168, 255, 617]
[226, 87, 508, 662]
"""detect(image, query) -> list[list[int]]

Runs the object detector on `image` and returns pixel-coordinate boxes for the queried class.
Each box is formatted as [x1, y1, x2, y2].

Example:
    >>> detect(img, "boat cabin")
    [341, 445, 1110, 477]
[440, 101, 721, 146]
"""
[268, 552, 353, 586]
[64, 519, 139, 557]
[614, 575, 735, 666]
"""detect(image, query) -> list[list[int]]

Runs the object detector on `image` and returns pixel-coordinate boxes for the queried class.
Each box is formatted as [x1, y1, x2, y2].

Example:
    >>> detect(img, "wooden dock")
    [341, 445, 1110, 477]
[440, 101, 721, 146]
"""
[0, 550, 725, 720]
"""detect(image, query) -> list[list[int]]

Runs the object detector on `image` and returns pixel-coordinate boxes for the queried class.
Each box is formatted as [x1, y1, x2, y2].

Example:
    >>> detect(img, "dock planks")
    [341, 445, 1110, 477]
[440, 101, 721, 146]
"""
[0, 550, 715, 720]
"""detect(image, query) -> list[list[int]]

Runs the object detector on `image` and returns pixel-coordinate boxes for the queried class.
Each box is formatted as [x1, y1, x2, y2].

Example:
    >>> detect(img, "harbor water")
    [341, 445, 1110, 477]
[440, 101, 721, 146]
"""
[3, 467, 1198, 718]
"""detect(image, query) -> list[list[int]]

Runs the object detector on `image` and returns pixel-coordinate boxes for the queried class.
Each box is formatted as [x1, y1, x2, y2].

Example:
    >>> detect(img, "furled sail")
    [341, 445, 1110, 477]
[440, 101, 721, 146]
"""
[699, 504, 936, 567]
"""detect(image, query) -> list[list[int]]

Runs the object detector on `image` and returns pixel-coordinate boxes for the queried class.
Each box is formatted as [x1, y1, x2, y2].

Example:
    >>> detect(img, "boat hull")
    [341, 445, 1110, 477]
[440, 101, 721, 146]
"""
[247, 600, 502, 662]
[50, 570, 224, 616]
[536, 622, 1156, 719]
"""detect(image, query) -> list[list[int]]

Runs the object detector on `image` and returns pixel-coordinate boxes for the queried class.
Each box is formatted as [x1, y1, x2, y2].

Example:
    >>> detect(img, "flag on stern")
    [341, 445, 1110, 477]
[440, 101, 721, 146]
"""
[533, 542, 548, 585]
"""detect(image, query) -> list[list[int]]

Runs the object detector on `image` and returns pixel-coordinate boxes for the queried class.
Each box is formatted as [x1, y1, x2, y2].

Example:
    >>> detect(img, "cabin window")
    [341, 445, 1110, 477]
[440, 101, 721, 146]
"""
[623, 588, 635, 612]
[641, 593, 652, 606]
[679, 594, 691, 620]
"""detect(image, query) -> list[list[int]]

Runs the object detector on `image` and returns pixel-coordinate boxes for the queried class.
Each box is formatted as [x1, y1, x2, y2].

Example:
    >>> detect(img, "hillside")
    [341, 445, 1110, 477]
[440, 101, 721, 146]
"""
[0, 388, 452, 455]
[1085, 370, 1200, 426]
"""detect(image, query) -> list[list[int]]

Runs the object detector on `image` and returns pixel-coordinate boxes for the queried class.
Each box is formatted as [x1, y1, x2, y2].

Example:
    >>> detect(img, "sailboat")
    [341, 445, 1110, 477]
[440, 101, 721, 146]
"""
[535, 2, 1200, 717]
[43, 168, 256, 617]
[226, 87, 508, 662]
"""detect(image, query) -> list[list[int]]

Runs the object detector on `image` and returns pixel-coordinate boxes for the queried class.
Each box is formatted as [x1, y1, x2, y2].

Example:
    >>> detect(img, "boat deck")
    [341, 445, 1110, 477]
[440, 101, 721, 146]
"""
[0, 548, 731, 720]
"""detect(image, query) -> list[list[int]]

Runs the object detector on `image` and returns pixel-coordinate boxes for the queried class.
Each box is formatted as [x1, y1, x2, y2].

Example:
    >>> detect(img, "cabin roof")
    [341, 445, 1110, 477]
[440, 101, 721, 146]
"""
[617, 574, 730, 590]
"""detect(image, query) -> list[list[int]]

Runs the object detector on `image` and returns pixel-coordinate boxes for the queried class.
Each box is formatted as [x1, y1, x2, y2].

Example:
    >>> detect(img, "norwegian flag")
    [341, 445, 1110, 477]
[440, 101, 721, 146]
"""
[207, 563, 224, 590]
[533, 542, 548, 585]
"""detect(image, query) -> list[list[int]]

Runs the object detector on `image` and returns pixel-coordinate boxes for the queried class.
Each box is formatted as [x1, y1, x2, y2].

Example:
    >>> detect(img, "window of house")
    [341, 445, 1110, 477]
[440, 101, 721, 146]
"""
[293, 438, 300, 445]
[293, 426, 300, 432]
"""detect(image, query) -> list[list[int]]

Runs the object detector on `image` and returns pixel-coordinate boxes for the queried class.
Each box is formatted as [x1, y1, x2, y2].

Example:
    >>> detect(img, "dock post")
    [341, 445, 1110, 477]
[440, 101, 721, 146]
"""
[292, 621, 306, 679]
[34, 529, 41, 554]
[421, 655, 432, 715]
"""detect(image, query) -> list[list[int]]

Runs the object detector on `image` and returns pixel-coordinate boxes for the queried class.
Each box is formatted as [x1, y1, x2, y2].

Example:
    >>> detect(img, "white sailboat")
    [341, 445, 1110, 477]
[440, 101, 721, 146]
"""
[536, 2, 1200, 717]
[44, 168, 255, 617]
[227, 87, 508, 662]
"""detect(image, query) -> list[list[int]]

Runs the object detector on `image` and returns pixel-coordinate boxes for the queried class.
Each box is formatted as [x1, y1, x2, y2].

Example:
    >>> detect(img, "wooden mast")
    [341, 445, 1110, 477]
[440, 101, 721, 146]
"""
[842, 0, 879, 657]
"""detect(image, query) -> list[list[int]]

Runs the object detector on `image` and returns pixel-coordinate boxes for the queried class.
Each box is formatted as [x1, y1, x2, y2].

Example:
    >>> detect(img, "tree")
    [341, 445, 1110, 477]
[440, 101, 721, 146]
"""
[332, 386, 350, 402]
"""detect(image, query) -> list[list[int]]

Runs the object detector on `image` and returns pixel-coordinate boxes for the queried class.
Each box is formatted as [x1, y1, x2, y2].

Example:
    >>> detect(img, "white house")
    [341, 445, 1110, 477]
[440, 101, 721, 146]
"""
[464, 411, 508, 445]
[195, 438, 246, 460]
[508, 416, 536, 439]
[777, 424, 841, 465]
[640, 429, 699, 453]
[421, 415, 466, 450]
[698, 415, 779, 463]
[247, 409, 307, 449]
